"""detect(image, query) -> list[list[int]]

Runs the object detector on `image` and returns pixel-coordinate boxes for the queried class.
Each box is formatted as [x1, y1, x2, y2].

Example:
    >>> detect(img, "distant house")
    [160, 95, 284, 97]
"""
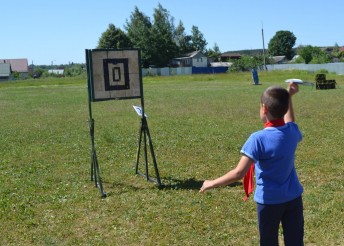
[291, 55, 301, 62]
[0, 58, 29, 79]
[271, 56, 288, 64]
[171, 51, 208, 67]
[210, 62, 232, 67]
[0, 63, 11, 81]
[48, 69, 64, 76]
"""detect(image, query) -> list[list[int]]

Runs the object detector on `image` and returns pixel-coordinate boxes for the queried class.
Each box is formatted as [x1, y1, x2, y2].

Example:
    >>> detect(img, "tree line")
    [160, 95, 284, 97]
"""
[97, 3, 221, 68]
[267, 31, 343, 64]
[28, 4, 343, 78]
[97, 3, 344, 71]
[230, 31, 344, 72]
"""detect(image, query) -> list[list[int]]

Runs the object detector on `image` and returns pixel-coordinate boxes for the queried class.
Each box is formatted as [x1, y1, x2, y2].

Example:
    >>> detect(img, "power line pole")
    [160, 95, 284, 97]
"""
[262, 25, 267, 71]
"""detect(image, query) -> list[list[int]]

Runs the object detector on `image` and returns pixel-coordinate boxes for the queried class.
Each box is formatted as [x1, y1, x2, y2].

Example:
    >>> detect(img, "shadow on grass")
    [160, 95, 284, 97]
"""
[159, 177, 242, 191]
[90, 174, 244, 197]
[159, 178, 203, 190]
[89, 179, 243, 198]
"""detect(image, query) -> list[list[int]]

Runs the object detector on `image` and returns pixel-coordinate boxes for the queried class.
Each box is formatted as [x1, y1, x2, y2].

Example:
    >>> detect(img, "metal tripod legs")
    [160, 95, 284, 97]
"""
[135, 117, 162, 187]
[89, 118, 107, 198]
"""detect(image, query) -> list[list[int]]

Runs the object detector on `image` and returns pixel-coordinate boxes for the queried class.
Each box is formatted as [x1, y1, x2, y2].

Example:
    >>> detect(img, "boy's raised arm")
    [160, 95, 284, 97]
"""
[284, 83, 299, 123]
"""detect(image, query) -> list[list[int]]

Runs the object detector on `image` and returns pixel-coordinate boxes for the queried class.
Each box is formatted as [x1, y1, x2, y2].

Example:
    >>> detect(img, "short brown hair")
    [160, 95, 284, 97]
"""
[261, 86, 289, 119]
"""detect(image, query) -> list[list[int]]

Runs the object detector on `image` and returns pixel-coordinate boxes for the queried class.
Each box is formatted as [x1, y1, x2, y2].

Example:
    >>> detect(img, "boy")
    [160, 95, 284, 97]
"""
[200, 83, 304, 245]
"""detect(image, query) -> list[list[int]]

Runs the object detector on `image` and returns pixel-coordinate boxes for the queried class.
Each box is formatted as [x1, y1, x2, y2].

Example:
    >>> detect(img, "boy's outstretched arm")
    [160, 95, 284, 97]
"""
[284, 82, 299, 123]
[199, 155, 253, 193]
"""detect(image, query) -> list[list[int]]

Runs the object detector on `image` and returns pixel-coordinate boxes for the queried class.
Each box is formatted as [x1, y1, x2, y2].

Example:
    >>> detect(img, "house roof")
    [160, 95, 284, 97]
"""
[271, 56, 286, 63]
[185, 51, 201, 57]
[0, 59, 28, 73]
[0, 63, 11, 77]
[176, 50, 205, 59]
[221, 52, 242, 58]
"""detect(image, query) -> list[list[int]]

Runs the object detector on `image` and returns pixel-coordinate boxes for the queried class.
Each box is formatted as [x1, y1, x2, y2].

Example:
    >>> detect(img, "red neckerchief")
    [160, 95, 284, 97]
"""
[243, 119, 285, 201]
[264, 118, 286, 128]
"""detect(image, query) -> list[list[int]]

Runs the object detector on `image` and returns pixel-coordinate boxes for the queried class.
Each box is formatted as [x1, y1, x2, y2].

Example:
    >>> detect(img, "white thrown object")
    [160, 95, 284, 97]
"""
[285, 78, 304, 84]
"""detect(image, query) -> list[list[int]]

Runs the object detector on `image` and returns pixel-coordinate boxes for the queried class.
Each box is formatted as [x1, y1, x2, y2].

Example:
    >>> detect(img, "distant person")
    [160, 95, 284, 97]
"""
[200, 83, 304, 245]
[252, 68, 259, 85]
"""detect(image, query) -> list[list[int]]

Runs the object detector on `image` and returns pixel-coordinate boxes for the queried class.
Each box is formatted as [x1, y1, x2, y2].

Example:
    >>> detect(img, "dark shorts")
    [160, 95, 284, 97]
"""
[257, 196, 304, 246]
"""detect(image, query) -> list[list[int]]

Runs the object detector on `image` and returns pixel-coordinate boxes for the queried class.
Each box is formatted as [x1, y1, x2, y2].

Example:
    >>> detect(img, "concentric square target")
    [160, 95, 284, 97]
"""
[86, 49, 142, 101]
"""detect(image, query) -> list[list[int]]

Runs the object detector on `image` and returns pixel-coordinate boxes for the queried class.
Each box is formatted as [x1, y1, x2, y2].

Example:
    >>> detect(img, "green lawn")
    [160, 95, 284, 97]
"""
[1, 71, 343, 245]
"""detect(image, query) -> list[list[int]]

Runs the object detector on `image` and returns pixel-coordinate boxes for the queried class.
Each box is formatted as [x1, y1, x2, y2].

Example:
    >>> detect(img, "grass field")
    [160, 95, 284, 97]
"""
[0, 71, 343, 245]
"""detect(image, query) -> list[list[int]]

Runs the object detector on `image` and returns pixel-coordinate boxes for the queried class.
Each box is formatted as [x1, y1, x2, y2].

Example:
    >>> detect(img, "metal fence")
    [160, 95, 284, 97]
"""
[142, 67, 192, 76]
[266, 62, 344, 75]
[142, 66, 228, 76]
[142, 62, 344, 77]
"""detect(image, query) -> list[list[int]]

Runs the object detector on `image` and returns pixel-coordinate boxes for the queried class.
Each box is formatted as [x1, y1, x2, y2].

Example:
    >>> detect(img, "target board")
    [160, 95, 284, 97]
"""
[86, 49, 142, 101]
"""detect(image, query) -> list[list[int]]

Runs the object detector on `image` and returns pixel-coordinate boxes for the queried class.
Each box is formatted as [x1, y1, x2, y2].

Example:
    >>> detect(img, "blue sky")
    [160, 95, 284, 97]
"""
[2, 0, 343, 65]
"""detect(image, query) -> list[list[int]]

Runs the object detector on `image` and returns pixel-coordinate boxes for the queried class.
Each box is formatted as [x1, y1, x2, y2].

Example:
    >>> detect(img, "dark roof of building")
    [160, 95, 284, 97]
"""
[0, 59, 28, 73]
[221, 52, 242, 58]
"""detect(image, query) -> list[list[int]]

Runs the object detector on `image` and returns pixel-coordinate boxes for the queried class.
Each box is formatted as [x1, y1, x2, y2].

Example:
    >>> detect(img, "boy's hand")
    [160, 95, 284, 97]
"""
[199, 180, 214, 193]
[288, 82, 299, 96]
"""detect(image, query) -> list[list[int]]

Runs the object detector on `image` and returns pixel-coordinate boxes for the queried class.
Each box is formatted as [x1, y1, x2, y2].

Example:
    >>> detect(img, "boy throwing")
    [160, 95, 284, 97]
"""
[200, 83, 304, 245]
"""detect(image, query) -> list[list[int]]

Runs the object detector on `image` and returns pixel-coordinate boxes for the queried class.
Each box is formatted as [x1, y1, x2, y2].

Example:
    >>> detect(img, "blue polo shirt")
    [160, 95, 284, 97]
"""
[241, 122, 304, 204]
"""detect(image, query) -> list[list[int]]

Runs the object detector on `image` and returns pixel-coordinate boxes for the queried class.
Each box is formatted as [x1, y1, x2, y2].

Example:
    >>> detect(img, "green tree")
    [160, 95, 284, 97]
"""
[298, 45, 331, 64]
[12, 71, 20, 80]
[339, 50, 344, 60]
[268, 30, 296, 60]
[207, 43, 221, 62]
[150, 3, 178, 67]
[309, 52, 332, 64]
[175, 20, 193, 55]
[191, 25, 208, 53]
[64, 64, 84, 77]
[97, 24, 132, 49]
[333, 42, 339, 53]
[31, 67, 44, 78]
[331, 42, 341, 59]
[297, 45, 315, 64]
[98, 4, 213, 67]
[229, 55, 264, 72]
[125, 6, 153, 67]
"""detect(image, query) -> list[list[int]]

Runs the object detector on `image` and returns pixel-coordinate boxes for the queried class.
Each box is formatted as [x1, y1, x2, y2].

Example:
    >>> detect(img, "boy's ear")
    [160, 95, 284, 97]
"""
[262, 104, 268, 114]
